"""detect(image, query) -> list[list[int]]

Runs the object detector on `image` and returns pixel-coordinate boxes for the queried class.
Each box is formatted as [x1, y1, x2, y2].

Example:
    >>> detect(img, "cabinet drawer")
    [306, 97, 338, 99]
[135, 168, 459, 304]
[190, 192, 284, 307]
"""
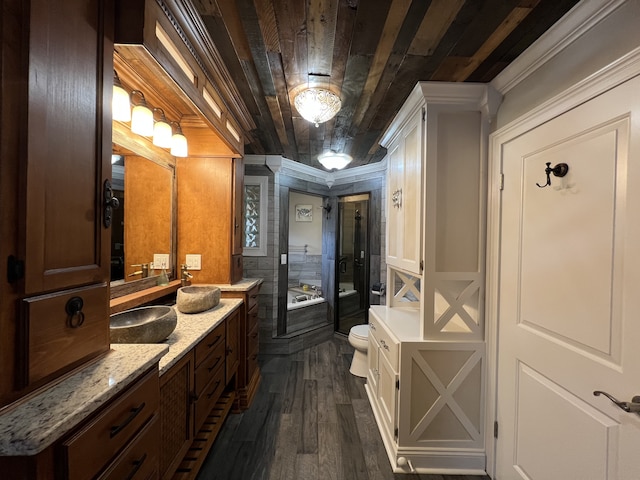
[246, 348, 259, 385]
[63, 368, 159, 480]
[193, 363, 225, 434]
[247, 303, 259, 332]
[20, 283, 109, 386]
[194, 340, 225, 398]
[194, 323, 225, 368]
[247, 285, 260, 311]
[248, 323, 259, 356]
[97, 415, 159, 480]
[369, 315, 399, 370]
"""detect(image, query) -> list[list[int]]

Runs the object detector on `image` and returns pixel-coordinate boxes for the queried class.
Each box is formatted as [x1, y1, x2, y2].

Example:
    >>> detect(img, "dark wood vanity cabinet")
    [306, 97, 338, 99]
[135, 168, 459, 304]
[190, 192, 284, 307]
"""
[221, 284, 261, 411]
[0, 367, 160, 480]
[160, 313, 239, 480]
[0, 0, 113, 405]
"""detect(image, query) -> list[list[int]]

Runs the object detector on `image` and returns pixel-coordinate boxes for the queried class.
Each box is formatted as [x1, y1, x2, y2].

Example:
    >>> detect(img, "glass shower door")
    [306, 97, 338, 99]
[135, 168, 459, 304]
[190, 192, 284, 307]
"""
[336, 194, 370, 335]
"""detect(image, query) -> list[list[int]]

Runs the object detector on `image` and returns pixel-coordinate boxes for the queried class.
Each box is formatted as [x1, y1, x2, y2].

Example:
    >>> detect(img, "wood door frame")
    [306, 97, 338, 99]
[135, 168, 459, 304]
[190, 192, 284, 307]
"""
[484, 47, 640, 478]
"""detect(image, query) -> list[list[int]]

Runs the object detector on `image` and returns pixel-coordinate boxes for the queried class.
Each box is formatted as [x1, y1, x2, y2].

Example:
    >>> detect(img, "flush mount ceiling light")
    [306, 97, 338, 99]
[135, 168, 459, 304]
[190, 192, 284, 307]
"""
[294, 88, 341, 127]
[112, 70, 131, 122]
[318, 151, 352, 170]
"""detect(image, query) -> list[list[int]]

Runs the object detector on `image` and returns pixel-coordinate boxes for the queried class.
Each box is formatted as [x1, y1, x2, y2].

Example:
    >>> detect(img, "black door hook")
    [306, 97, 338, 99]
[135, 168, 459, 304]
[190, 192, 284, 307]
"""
[536, 162, 569, 188]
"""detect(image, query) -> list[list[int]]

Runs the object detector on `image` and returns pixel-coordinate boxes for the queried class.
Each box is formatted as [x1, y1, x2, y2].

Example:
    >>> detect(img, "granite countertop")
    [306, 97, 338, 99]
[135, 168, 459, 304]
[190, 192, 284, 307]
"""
[211, 277, 263, 292]
[159, 298, 243, 375]
[0, 344, 168, 456]
[0, 296, 244, 457]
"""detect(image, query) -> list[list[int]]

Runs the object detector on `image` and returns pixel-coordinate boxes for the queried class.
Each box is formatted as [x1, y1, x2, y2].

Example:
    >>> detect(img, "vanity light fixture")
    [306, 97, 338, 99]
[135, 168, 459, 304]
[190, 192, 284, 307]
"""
[318, 151, 352, 170]
[170, 122, 188, 157]
[152, 108, 173, 148]
[294, 87, 341, 127]
[130, 90, 154, 136]
[112, 70, 131, 122]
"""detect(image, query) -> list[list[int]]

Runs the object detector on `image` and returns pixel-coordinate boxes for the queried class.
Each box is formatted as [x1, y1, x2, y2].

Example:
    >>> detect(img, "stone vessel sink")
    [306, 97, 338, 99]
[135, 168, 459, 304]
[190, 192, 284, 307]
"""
[176, 285, 221, 313]
[110, 306, 177, 343]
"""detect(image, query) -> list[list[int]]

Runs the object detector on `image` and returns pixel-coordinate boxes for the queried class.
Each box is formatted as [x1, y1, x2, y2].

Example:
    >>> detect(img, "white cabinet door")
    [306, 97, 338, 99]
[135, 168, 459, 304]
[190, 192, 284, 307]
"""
[386, 108, 423, 275]
[377, 350, 398, 441]
[367, 332, 380, 392]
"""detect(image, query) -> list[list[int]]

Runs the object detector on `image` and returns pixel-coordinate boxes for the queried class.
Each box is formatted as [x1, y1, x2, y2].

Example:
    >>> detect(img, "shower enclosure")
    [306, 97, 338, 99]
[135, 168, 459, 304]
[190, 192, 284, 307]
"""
[336, 194, 370, 335]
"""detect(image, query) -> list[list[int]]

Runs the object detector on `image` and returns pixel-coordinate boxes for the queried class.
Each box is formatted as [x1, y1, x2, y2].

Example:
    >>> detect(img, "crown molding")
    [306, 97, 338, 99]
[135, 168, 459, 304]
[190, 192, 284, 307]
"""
[491, 0, 627, 94]
[244, 155, 387, 188]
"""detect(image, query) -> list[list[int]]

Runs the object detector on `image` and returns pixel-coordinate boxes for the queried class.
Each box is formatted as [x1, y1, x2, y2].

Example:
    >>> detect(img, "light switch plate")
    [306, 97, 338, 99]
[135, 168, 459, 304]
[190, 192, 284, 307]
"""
[185, 254, 202, 270]
[154, 253, 170, 270]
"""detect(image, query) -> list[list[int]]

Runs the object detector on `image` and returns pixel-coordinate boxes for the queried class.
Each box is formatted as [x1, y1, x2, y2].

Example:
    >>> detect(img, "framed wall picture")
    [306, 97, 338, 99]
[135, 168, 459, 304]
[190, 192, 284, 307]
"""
[295, 204, 313, 222]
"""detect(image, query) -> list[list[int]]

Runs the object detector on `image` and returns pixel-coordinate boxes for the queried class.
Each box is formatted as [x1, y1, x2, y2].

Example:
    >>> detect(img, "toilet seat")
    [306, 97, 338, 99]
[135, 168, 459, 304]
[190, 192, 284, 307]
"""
[348, 324, 369, 377]
[350, 324, 369, 340]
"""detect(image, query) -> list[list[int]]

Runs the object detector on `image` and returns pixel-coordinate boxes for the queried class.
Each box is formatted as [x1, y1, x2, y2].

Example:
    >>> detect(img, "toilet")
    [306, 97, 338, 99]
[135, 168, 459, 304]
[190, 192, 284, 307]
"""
[348, 324, 369, 377]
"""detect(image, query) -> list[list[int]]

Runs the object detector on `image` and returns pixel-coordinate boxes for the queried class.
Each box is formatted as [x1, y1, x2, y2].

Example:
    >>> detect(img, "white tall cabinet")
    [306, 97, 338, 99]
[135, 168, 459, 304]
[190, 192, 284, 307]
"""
[366, 82, 501, 474]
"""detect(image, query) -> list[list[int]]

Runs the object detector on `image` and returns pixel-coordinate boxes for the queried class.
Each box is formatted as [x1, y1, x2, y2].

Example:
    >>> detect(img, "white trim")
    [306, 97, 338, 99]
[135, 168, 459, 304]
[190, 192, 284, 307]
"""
[490, 0, 627, 94]
[484, 43, 640, 479]
[243, 176, 268, 257]
[245, 154, 387, 188]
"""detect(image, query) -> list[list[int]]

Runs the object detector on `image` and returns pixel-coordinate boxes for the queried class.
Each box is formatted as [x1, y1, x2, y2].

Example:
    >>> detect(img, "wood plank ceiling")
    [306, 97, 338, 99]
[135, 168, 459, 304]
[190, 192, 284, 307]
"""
[193, 0, 581, 169]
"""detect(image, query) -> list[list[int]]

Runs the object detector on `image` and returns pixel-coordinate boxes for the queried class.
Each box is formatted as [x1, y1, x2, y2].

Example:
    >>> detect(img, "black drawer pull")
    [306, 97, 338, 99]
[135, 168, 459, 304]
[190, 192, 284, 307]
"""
[207, 356, 222, 372]
[251, 354, 258, 361]
[251, 332, 258, 339]
[207, 335, 222, 348]
[110, 402, 145, 438]
[124, 453, 147, 480]
[250, 294, 258, 299]
[207, 381, 221, 398]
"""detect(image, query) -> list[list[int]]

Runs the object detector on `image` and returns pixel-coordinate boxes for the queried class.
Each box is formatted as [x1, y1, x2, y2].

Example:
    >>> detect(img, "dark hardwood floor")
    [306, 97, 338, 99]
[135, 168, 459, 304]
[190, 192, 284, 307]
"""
[196, 336, 490, 480]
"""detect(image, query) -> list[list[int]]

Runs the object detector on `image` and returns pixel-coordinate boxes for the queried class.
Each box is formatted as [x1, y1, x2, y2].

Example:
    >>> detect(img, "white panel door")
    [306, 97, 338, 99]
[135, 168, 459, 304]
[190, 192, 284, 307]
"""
[496, 76, 640, 480]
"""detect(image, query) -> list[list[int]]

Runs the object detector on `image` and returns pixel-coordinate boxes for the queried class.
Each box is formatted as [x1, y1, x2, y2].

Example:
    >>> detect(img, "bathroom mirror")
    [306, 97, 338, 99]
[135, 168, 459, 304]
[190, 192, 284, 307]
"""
[110, 136, 176, 288]
[284, 191, 330, 336]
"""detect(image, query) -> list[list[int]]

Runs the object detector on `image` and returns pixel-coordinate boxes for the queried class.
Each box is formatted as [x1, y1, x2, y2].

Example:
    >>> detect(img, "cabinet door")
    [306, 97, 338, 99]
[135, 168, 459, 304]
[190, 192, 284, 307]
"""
[24, 0, 112, 294]
[386, 109, 423, 275]
[232, 157, 244, 255]
[377, 350, 398, 442]
[367, 332, 380, 392]
[159, 353, 193, 479]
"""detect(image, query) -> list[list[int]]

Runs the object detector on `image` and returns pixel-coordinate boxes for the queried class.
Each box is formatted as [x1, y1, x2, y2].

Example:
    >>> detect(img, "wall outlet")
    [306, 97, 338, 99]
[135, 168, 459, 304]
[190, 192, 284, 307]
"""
[154, 253, 170, 270]
[185, 254, 202, 270]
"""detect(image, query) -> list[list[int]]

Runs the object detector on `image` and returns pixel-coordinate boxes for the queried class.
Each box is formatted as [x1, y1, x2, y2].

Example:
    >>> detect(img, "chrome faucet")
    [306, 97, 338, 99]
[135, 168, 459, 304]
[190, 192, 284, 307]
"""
[128, 263, 150, 278]
[181, 264, 193, 286]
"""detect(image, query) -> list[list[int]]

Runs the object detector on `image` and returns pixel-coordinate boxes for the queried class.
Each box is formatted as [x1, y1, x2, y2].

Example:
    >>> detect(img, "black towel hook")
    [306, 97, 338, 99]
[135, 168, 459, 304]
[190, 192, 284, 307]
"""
[536, 162, 569, 188]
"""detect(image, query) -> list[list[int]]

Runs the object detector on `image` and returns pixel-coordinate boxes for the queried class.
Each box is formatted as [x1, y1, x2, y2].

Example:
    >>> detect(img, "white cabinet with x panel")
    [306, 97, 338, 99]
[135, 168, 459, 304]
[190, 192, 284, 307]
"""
[367, 82, 499, 475]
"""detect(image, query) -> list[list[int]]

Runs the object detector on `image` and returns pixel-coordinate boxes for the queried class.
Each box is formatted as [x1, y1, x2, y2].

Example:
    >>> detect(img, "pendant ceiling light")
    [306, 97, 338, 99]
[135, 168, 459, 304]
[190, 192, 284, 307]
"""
[294, 88, 341, 127]
[318, 151, 352, 170]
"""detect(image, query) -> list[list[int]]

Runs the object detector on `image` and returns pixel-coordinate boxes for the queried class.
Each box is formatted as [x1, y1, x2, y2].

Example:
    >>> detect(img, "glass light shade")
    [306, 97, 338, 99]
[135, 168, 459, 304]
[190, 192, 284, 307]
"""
[153, 120, 173, 148]
[112, 83, 131, 122]
[171, 132, 188, 157]
[318, 152, 352, 170]
[131, 104, 154, 136]
[294, 88, 341, 127]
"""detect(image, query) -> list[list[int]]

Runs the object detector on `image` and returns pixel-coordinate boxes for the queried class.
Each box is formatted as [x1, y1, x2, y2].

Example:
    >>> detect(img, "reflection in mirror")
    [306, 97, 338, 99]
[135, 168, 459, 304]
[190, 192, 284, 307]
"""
[110, 146, 175, 285]
[283, 191, 330, 336]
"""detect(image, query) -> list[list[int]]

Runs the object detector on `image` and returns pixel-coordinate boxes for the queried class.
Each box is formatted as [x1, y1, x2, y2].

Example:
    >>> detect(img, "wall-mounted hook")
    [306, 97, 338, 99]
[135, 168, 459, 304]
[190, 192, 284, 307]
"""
[323, 204, 332, 219]
[536, 162, 569, 188]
